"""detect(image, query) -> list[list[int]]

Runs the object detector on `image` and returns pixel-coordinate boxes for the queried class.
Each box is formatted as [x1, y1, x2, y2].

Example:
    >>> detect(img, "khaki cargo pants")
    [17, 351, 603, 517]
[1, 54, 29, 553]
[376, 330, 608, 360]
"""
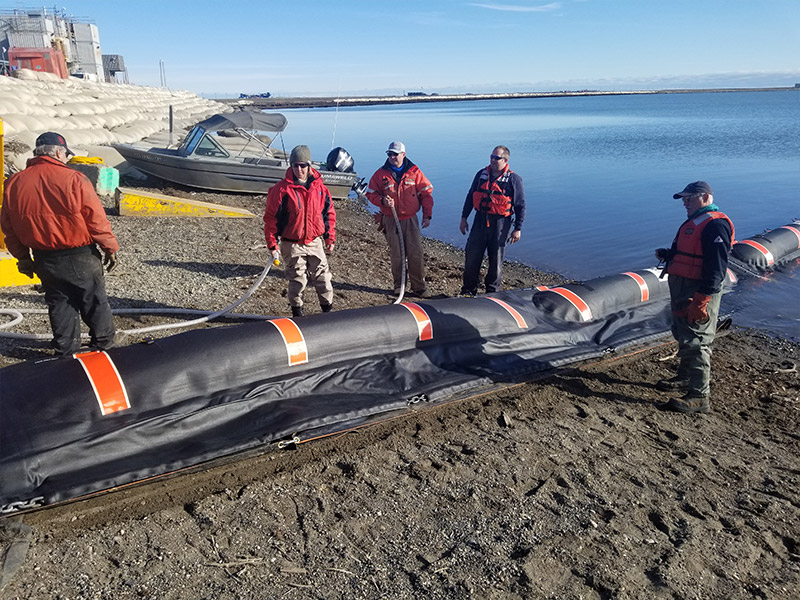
[279, 237, 333, 308]
[381, 214, 426, 294]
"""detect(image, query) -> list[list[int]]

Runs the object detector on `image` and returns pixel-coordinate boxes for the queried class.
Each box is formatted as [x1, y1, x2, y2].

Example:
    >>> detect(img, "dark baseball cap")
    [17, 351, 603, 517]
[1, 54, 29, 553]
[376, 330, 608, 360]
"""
[35, 131, 74, 156]
[673, 181, 712, 199]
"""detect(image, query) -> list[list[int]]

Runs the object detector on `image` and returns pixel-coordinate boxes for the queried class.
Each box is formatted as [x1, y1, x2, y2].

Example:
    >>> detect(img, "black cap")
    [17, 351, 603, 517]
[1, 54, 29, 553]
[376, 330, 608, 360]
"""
[35, 131, 74, 156]
[673, 181, 712, 199]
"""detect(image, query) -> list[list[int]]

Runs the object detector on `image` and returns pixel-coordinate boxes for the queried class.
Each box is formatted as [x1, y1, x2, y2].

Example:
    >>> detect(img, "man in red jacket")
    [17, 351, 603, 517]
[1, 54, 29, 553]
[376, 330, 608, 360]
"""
[1, 131, 119, 357]
[366, 141, 434, 299]
[264, 145, 336, 317]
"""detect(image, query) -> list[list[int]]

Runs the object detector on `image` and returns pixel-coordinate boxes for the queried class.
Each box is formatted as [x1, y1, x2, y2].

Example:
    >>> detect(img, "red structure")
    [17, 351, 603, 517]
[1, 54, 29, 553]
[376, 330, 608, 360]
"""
[8, 46, 67, 78]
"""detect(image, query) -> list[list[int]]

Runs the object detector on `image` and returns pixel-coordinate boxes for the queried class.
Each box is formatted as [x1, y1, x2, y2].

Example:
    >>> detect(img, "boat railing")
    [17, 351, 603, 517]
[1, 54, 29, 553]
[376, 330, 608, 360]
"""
[233, 127, 277, 162]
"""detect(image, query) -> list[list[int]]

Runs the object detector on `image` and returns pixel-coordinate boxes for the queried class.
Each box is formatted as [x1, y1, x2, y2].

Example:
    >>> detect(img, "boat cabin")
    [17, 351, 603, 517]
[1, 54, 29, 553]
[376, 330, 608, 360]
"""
[179, 126, 233, 159]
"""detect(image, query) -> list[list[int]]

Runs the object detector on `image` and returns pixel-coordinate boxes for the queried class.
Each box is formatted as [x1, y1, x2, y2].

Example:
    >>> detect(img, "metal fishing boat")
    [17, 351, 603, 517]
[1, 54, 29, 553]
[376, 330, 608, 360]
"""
[113, 110, 365, 198]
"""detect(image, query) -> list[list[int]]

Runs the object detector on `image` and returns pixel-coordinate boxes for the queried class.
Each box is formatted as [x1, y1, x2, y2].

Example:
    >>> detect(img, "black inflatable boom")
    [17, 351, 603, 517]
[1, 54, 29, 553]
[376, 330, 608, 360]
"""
[729, 222, 800, 273]
[1, 279, 674, 513]
[3, 219, 797, 515]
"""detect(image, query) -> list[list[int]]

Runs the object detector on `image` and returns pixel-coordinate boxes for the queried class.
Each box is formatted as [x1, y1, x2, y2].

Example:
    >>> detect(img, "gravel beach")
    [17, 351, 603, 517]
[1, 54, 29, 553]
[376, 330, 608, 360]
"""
[1, 179, 799, 599]
[2, 67, 799, 600]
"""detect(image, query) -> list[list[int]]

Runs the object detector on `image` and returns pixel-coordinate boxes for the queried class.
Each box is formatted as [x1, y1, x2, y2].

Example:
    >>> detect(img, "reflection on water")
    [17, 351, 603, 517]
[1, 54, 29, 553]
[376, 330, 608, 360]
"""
[281, 91, 800, 340]
[726, 260, 800, 341]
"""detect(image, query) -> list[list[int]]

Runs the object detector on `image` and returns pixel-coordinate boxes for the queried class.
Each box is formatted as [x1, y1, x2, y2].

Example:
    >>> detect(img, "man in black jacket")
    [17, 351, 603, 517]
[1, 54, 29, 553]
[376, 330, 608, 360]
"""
[654, 181, 734, 414]
[459, 146, 525, 296]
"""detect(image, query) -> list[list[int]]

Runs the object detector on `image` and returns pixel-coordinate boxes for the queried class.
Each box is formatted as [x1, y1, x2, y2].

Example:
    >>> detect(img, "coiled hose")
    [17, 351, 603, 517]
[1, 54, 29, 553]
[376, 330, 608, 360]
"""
[0, 260, 274, 341]
[390, 203, 406, 305]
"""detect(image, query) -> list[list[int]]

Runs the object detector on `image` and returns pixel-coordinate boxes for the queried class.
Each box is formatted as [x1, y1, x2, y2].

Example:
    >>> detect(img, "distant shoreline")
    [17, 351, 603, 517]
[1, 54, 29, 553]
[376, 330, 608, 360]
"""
[214, 87, 797, 110]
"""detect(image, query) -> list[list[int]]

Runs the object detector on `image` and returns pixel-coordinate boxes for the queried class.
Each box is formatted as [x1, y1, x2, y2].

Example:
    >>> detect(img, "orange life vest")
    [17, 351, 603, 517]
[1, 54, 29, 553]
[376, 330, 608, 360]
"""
[667, 211, 734, 279]
[472, 166, 514, 217]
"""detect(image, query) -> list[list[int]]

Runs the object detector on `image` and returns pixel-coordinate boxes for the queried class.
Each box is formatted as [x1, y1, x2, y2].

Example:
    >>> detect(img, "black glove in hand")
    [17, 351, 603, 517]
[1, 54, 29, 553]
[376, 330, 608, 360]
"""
[103, 251, 118, 273]
[655, 248, 670, 262]
[17, 257, 35, 278]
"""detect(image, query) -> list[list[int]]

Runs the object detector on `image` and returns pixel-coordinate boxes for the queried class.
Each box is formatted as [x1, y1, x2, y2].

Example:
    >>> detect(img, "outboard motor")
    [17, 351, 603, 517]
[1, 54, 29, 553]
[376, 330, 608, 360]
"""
[326, 147, 355, 173]
[352, 177, 368, 198]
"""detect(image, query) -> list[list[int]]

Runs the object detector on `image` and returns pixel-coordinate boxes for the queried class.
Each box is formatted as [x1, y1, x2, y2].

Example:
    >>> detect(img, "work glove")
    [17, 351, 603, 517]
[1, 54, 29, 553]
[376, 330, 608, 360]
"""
[655, 248, 671, 262]
[17, 257, 35, 278]
[373, 212, 385, 233]
[103, 251, 118, 273]
[686, 292, 712, 325]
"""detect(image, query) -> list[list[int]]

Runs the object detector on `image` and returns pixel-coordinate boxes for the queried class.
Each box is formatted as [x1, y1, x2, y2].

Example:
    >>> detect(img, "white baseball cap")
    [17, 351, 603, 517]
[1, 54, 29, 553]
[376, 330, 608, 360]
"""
[386, 141, 406, 155]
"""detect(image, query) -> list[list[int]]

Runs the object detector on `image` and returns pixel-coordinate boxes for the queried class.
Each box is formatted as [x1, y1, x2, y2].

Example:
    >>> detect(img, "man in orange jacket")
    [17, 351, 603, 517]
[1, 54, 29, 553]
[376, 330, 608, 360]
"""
[654, 180, 734, 414]
[264, 145, 336, 317]
[1, 131, 119, 356]
[366, 141, 433, 298]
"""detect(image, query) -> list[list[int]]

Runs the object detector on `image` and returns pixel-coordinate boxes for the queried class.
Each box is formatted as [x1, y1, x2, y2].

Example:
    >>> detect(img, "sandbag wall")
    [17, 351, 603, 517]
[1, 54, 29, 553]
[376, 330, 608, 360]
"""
[0, 68, 227, 172]
[0, 288, 674, 512]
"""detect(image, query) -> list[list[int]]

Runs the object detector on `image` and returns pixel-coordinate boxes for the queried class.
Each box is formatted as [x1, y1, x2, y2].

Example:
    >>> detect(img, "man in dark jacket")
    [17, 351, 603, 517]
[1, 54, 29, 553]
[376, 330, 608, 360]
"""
[264, 145, 336, 317]
[459, 145, 525, 296]
[655, 180, 734, 414]
[1, 131, 119, 356]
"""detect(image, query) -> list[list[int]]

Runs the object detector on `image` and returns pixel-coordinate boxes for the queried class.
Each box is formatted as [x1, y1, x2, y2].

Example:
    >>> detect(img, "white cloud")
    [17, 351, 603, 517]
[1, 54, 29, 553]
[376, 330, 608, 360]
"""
[470, 2, 560, 12]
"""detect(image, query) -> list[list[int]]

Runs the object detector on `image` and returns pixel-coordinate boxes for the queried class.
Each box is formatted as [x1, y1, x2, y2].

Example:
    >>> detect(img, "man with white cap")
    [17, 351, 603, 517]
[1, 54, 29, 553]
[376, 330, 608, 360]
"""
[1, 131, 119, 356]
[654, 180, 734, 414]
[367, 141, 434, 298]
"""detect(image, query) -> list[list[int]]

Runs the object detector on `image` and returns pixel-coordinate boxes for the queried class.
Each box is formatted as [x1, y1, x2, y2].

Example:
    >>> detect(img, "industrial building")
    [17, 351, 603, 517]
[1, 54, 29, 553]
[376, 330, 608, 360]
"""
[0, 6, 127, 82]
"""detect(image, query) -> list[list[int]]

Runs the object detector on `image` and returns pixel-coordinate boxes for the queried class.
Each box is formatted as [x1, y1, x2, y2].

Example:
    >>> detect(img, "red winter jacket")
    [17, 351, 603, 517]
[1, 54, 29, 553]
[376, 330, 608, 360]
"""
[1, 155, 119, 259]
[366, 159, 433, 221]
[263, 167, 336, 250]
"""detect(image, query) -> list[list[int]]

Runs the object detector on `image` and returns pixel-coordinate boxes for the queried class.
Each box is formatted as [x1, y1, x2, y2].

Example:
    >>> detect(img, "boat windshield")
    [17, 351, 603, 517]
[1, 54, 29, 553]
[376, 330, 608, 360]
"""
[179, 127, 231, 159]
[179, 127, 204, 155]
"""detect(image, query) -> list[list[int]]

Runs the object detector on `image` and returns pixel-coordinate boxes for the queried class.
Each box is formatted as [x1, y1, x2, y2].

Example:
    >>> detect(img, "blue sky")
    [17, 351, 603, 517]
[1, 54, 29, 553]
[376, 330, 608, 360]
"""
[49, 0, 800, 96]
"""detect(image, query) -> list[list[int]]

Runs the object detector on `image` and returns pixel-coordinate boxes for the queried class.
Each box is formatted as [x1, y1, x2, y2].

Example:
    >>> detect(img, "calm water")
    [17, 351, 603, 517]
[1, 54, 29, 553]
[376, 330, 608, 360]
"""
[278, 91, 800, 340]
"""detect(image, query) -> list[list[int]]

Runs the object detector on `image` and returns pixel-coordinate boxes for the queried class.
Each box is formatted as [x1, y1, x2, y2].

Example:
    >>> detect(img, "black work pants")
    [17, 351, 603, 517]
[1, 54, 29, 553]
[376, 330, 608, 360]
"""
[33, 246, 115, 356]
[461, 213, 512, 295]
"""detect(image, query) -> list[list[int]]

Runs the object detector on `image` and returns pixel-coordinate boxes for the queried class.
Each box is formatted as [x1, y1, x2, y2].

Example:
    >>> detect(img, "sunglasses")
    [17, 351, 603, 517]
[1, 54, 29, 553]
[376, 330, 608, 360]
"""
[292, 163, 310, 168]
[387, 152, 399, 157]
[490, 155, 507, 161]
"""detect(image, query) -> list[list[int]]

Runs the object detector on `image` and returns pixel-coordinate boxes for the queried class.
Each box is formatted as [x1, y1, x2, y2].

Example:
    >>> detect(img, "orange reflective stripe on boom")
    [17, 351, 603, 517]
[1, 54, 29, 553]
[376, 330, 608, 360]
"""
[738, 239, 774, 266]
[74, 350, 130, 416]
[548, 287, 593, 322]
[622, 272, 649, 302]
[779, 225, 800, 249]
[401, 302, 433, 341]
[484, 297, 528, 328]
[268, 318, 308, 366]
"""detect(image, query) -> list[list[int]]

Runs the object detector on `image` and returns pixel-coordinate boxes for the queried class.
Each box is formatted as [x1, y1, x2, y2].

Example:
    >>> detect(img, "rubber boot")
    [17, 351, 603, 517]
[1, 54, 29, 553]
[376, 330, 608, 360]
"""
[291, 306, 304, 318]
[320, 302, 333, 313]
